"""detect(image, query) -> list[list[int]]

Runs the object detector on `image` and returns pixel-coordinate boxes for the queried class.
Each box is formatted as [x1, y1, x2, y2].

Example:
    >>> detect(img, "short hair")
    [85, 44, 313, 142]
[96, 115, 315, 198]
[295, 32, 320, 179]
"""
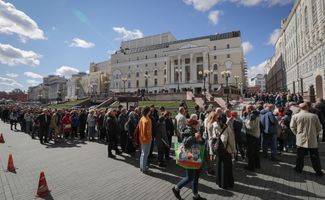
[179, 107, 185, 113]
[142, 106, 151, 116]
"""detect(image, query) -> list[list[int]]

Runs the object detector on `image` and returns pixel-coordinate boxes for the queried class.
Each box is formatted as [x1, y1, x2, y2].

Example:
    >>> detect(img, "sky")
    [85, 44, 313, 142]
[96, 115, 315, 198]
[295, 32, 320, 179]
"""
[0, 0, 295, 92]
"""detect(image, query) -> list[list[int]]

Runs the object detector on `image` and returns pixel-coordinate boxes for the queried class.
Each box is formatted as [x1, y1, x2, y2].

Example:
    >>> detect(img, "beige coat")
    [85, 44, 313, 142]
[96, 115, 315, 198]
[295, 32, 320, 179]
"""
[214, 122, 236, 155]
[290, 110, 322, 148]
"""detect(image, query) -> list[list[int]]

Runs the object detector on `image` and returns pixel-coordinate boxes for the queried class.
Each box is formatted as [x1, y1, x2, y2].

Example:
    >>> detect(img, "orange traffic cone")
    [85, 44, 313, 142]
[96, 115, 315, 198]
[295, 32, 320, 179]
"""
[7, 154, 15, 172]
[36, 171, 50, 197]
[0, 133, 4, 143]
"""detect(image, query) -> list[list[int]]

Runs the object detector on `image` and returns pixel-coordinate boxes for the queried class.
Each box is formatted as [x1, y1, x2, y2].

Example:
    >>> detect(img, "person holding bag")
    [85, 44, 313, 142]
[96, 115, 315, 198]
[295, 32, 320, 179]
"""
[172, 118, 206, 200]
[214, 113, 236, 189]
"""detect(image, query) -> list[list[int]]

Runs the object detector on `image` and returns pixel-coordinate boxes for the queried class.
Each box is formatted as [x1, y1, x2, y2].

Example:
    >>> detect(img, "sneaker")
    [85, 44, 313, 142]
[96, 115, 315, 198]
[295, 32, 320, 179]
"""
[193, 194, 207, 200]
[172, 187, 182, 200]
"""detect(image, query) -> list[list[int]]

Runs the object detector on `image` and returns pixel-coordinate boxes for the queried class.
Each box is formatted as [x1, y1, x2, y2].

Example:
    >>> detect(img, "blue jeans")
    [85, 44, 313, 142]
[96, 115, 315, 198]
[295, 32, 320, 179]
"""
[140, 142, 151, 171]
[176, 169, 199, 195]
[262, 133, 277, 158]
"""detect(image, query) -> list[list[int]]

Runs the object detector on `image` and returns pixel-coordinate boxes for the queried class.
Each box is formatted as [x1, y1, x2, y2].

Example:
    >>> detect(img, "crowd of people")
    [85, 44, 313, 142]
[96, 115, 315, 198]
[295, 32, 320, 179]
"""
[0, 96, 324, 200]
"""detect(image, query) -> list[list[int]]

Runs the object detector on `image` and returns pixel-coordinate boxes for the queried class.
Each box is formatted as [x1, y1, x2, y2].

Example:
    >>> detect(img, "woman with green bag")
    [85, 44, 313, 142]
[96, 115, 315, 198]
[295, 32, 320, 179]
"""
[172, 118, 206, 200]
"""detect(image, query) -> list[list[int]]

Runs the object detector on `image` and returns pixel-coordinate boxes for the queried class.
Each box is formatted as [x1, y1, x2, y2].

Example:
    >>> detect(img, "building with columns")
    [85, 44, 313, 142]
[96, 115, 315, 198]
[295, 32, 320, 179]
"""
[277, 0, 325, 99]
[66, 72, 88, 101]
[43, 75, 67, 102]
[110, 31, 246, 94]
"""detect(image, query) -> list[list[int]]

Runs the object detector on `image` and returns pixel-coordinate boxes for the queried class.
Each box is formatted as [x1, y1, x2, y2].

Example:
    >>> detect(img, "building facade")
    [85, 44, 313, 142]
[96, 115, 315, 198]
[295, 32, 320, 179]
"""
[249, 74, 266, 92]
[110, 31, 246, 94]
[266, 55, 286, 93]
[27, 84, 45, 102]
[280, 0, 325, 98]
[43, 75, 67, 102]
[87, 60, 111, 96]
[66, 72, 88, 101]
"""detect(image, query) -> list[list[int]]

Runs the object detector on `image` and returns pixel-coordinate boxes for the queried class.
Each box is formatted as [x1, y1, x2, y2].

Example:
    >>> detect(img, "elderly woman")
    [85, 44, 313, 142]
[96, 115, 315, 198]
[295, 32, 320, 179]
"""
[215, 111, 236, 189]
[87, 110, 96, 141]
[62, 111, 72, 139]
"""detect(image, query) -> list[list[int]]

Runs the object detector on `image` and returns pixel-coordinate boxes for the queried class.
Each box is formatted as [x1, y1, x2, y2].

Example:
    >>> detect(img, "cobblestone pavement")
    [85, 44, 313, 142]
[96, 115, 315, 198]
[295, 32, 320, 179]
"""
[0, 121, 325, 200]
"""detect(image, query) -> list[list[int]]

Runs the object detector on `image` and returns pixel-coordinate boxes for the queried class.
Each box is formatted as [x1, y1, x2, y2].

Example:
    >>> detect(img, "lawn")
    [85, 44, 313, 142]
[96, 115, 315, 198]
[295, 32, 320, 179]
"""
[47, 99, 89, 109]
[138, 100, 196, 108]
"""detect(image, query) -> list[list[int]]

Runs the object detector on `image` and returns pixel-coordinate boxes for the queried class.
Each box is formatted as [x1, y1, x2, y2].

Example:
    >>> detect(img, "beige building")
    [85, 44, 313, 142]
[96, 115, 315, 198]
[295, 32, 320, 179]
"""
[278, 0, 325, 98]
[66, 72, 88, 101]
[110, 31, 246, 94]
[43, 75, 67, 102]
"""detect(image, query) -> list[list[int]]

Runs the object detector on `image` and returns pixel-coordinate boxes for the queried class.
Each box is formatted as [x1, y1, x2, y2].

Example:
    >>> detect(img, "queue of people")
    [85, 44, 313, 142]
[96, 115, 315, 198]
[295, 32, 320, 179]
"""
[0, 97, 324, 200]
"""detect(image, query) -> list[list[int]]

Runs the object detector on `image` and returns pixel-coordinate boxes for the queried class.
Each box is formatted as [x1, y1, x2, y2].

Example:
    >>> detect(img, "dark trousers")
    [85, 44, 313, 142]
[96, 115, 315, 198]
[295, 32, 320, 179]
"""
[176, 169, 200, 194]
[120, 131, 127, 151]
[217, 151, 234, 189]
[107, 134, 119, 155]
[295, 147, 322, 174]
[39, 128, 48, 143]
[71, 126, 78, 139]
[246, 135, 260, 170]
[322, 125, 325, 142]
[10, 120, 17, 130]
[158, 147, 165, 164]
[165, 134, 172, 159]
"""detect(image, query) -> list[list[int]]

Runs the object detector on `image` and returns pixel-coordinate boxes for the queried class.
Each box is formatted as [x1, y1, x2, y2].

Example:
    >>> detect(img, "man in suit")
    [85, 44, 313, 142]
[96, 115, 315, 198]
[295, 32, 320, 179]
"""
[315, 98, 325, 142]
[37, 109, 51, 144]
[290, 103, 324, 177]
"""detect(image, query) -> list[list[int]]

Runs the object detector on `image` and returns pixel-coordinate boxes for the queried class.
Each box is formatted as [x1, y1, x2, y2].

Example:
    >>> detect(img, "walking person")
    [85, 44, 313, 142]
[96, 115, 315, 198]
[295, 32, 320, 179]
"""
[172, 118, 206, 200]
[290, 103, 324, 177]
[139, 106, 153, 173]
[315, 98, 325, 142]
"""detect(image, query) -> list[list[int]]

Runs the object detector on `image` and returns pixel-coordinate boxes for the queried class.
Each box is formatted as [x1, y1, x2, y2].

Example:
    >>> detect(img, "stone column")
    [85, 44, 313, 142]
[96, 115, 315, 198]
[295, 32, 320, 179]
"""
[166, 57, 170, 84]
[171, 57, 175, 84]
[191, 53, 197, 83]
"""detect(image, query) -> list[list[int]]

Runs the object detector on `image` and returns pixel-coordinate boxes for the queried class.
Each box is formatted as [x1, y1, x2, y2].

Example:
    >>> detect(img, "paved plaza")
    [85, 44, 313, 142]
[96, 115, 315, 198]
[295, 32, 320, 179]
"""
[0, 121, 325, 200]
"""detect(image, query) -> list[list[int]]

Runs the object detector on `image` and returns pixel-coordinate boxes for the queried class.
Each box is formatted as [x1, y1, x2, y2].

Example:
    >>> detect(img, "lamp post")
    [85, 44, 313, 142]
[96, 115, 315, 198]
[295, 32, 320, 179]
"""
[198, 70, 213, 93]
[238, 82, 243, 96]
[234, 76, 239, 88]
[144, 72, 150, 93]
[221, 70, 231, 104]
[121, 77, 127, 93]
[175, 68, 181, 92]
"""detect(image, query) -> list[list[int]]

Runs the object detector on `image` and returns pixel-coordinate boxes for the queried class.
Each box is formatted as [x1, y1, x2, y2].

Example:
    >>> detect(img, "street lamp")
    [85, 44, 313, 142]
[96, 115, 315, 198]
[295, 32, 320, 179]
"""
[175, 68, 181, 92]
[198, 70, 213, 93]
[121, 77, 127, 93]
[221, 70, 231, 104]
[234, 76, 239, 88]
[144, 72, 151, 93]
[238, 82, 243, 96]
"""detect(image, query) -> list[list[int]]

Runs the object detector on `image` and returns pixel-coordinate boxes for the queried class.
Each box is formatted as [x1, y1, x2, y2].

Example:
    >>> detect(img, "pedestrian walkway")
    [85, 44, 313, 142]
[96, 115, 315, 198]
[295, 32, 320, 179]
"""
[0, 121, 325, 200]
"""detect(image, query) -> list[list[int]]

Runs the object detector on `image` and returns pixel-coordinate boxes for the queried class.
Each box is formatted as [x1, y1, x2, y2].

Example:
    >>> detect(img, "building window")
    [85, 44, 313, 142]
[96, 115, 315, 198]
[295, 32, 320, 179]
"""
[227, 44, 230, 49]
[154, 70, 158, 76]
[197, 65, 203, 80]
[155, 54, 157, 58]
[312, 0, 317, 23]
[214, 46, 216, 50]
[137, 65, 139, 68]
[154, 79, 158, 86]
[116, 60, 119, 63]
[164, 61, 166, 65]
[164, 69, 166, 75]
[164, 78, 166, 84]
[128, 58, 131, 61]
[136, 80, 139, 87]
[185, 66, 190, 82]
[154, 62, 157, 66]
[145, 64, 148, 67]
[128, 73, 131, 78]
[214, 64, 218, 71]
[137, 56, 139, 60]
[128, 81, 131, 88]
[196, 57, 203, 63]
[305, 6, 309, 32]
[214, 74, 218, 84]
[128, 66, 131, 69]
[185, 58, 190, 64]
[214, 56, 217, 60]
[227, 54, 230, 58]
[145, 55, 148, 59]
[174, 60, 178, 65]
[136, 72, 139, 77]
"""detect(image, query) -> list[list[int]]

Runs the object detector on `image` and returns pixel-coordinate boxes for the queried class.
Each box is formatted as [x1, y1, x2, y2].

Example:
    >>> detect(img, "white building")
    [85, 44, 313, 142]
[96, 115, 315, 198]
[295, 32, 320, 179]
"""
[66, 72, 88, 101]
[249, 74, 266, 92]
[279, 0, 325, 98]
[43, 75, 67, 102]
[110, 31, 246, 94]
